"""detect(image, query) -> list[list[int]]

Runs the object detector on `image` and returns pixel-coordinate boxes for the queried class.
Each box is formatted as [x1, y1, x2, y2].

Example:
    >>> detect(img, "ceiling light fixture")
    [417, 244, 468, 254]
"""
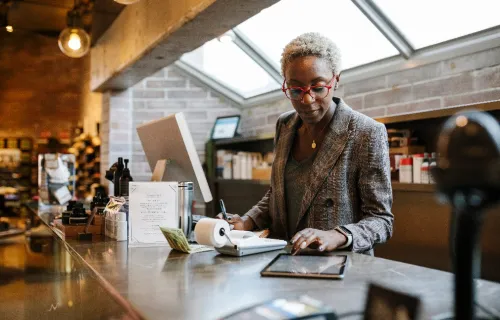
[58, 10, 91, 58]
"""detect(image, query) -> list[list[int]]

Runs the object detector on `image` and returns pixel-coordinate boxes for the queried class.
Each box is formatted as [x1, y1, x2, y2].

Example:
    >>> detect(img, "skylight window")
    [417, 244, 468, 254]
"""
[236, 0, 399, 71]
[177, 0, 500, 102]
[181, 39, 280, 99]
[372, 0, 500, 49]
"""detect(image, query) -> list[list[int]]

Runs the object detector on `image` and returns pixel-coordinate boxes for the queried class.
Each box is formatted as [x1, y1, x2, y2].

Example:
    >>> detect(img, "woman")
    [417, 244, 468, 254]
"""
[219, 32, 393, 255]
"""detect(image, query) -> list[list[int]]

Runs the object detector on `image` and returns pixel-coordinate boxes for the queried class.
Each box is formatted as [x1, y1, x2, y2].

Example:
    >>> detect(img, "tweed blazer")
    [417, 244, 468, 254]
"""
[245, 98, 394, 255]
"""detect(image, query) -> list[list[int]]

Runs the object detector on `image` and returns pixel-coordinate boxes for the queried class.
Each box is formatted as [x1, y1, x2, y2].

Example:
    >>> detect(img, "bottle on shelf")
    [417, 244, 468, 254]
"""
[113, 157, 124, 196]
[119, 159, 133, 197]
[421, 154, 430, 184]
[412, 154, 424, 183]
[429, 152, 437, 184]
[399, 157, 413, 183]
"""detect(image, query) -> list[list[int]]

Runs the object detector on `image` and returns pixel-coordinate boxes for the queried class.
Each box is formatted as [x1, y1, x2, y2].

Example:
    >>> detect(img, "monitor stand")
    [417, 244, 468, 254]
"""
[151, 159, 170, 182]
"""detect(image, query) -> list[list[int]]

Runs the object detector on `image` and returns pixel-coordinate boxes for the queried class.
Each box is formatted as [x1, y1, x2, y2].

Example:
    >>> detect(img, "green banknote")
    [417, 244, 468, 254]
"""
[159, 226, 213, 254]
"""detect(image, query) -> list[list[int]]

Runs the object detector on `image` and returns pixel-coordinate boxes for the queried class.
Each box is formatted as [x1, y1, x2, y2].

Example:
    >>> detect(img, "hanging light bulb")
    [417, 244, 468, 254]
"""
[58, 10, 90, 58]
[58, 28, 90, 58]
[5, 25, 13, 32]
[67, 32, 82, 50]
[113, 0, 141, 4]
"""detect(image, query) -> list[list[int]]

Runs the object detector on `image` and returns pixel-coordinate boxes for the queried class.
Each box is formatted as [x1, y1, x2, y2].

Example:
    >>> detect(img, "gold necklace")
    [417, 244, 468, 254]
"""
[304, 118, 330, 149]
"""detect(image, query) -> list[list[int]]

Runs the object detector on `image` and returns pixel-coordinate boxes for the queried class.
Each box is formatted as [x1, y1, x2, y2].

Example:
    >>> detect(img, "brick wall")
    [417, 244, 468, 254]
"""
[101, 46, 500, 206]
[239, 46, 500, 135]
[100, 92, 111, 188]
[81, 56, 103, 137]
[0, 31, 87, 139]
[99, 91, 133, 195]
[100, 66, 240, 199]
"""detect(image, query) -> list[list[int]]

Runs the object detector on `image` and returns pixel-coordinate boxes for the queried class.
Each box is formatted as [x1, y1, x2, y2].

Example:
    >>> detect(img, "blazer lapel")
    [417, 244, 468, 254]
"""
[273, 113, 301, 237]
[296, 101, 353, 228]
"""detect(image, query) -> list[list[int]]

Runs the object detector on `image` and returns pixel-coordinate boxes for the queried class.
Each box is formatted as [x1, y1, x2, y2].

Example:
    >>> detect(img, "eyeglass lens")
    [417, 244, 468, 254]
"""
[286, 86, 329, 101]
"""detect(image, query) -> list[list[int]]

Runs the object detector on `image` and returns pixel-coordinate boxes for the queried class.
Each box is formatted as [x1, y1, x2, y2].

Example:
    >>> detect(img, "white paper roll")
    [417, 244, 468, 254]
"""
[194, 218, 230, 248]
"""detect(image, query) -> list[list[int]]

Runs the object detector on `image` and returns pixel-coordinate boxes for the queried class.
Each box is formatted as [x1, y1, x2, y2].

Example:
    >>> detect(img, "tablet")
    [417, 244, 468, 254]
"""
[211, 115, 240, 140]
[261, 254, 347, 279]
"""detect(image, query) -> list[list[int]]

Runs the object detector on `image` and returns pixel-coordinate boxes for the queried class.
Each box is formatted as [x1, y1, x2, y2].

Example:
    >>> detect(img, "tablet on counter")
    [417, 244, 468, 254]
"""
[260, 253, 347, 280]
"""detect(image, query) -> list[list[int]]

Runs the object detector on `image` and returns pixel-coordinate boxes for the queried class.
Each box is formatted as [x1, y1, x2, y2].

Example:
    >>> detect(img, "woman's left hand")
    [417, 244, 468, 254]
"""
[290, 228, 347, 255]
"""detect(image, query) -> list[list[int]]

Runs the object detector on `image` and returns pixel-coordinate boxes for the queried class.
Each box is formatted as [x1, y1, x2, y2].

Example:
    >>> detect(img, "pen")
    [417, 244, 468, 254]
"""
[219, 199, 229, 220]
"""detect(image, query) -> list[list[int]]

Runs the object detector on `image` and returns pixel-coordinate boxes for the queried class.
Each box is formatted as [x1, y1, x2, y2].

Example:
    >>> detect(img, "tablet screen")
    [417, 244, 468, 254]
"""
[212, 116, 240, 139]
[262, 254, 347, 278]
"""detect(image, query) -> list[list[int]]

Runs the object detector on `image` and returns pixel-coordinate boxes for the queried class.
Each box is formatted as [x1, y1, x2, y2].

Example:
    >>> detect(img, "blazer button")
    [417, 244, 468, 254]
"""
[325, 199, 334, 207]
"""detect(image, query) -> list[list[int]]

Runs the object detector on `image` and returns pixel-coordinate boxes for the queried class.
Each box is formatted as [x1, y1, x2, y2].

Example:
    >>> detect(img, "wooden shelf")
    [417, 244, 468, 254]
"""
[375, 99, 500, 124]
[389, 146, 426, 154]
[392, 182, 435, 193]
[214, 133, 274, 146]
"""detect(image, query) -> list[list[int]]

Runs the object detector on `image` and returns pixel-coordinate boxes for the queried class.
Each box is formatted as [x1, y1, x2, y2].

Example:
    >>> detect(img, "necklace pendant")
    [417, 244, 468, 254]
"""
[311, 140, 317, 149]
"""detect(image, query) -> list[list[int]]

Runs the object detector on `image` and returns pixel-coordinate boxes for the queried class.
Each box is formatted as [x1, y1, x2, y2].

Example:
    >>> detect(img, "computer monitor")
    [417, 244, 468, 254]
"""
[136, 113, 213, 203]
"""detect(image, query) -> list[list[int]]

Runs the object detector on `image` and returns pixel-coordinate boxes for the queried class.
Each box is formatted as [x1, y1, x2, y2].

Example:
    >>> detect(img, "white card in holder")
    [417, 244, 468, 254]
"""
[128, 182, 178, 247]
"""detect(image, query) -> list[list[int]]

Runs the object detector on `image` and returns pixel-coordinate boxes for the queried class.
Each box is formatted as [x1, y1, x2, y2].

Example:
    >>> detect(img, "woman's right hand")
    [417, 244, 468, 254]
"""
[215, 213, 255, 231]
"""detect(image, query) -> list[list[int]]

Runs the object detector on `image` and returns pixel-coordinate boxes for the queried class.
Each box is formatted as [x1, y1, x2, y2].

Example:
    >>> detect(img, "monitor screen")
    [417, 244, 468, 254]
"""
[136, 113, 213, 203]
[211, 116, 240, 140]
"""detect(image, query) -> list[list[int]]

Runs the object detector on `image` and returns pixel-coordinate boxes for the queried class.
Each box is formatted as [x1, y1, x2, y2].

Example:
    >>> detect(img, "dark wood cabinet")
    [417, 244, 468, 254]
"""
[205, 134, 274, 217]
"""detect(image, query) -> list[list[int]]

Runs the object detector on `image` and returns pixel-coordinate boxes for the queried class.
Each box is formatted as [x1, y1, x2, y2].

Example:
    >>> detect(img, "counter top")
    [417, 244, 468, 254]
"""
[15, 207, 500, 319]
[0, 218, 137, 320]
[61, 241, 500, 320]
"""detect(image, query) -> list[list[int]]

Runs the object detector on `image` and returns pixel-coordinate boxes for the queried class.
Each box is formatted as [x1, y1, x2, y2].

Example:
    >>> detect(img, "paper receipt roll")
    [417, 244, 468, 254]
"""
[194, 218, 230, 248]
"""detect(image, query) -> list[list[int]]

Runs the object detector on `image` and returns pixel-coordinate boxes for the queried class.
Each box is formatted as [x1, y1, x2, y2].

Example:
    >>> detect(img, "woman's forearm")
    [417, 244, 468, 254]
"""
[244, 188, 272, 230]
[241, 215, 256, 231]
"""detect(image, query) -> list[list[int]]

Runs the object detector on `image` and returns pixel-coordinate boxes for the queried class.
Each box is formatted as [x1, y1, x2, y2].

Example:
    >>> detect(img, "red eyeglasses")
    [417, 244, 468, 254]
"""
[282, 76, 336, 101]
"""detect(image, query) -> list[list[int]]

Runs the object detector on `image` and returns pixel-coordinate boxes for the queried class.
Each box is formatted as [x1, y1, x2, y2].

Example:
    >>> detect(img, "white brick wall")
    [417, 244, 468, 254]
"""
[101, 66, 241, 185]
[100, 92, 110, 188]
[238, 46, 500, 135]
[100, 90, 133, 195]
[101, 46, 500, 195]
[240, 99, 291, 136]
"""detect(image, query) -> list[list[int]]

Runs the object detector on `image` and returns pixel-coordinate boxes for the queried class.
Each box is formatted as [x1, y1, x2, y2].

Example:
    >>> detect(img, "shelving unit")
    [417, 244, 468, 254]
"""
[0, 137, 37, 216]
[380, 100, 500, 154]
[69, 134, 101, 200]
[204, 100, 500, 282]
[205, 99, 500, 217]
[205, 135, 274, 216]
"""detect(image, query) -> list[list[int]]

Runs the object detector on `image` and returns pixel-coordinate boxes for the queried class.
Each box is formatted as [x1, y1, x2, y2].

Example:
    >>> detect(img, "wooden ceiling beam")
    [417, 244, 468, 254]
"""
[8, 1, 68, 33]
[90, 0, 278, 92]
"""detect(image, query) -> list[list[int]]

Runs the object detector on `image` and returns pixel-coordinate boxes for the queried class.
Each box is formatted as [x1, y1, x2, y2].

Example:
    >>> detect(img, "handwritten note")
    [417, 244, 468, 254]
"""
[129, 182, 178, 247]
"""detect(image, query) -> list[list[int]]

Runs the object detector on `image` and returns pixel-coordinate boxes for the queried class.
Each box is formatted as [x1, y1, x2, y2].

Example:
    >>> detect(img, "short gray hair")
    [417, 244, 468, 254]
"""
[280, 32, 342, 77]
